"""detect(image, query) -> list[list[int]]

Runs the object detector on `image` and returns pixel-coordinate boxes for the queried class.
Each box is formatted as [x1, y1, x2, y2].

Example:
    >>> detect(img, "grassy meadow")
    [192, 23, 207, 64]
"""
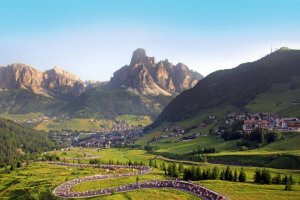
[87, 189, 199, 200]
[0, 112, 152, 132]
[245, 82, 300, 116]
[71, 168, 165, 192]
[0, 112, 43, 121]
[115, 115, 152, 126]
[34, 115, 151, 132]
[200, 180, 300, 200]
[1, 147, 300, 199]
[0, 162, 109, 199]
[34, 118, 115, 132]
[0, 160, 196, 200]
[135, 113, 300, 169]
[48, 148, 300, 181]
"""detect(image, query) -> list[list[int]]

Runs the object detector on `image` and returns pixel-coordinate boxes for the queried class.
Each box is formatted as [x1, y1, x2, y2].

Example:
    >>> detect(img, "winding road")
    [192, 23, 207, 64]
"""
[50, 162, 230, 200]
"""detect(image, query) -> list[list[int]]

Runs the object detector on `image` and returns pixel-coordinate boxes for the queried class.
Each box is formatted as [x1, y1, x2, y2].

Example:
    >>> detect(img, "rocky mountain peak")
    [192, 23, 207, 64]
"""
[46, 66, 80, 81]
[0, 64, 86, 97]
[175, 62, 188, 71]
[132, 48, 146, 59]
[109, 48, 203, 96]
[52, 66, 64, 73]
[0, 64, 44, 94]
[130, 48, 155, 66]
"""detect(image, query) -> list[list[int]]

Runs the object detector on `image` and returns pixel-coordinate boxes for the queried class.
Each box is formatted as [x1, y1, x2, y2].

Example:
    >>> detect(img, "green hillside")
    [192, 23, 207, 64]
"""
[0, 87, 172, 121]
[34, 118, 114, 132]
[138, 127, 300, 169]
[246, 81, 300, 116]
[62, 87, 173, 119]
[152, 48, 300, 127]
[0, 118, 55, 167]
[0, 89, 64, 114]
[115, 115, 152, 126]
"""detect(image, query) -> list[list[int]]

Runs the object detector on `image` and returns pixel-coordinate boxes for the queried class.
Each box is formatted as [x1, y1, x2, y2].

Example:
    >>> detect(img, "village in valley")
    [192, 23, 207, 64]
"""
[75, 125, 144, 148]
[49, 120, 144, 149]
[141, 112, 300, 146]
[226, 113, 300, 133]
[1, 1, 300, 200]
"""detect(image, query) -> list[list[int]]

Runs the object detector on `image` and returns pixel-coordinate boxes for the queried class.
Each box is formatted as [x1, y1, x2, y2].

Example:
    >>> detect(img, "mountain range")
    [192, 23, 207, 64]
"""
[0, 49, 202, 118]
[109, 48, 202, 96]
[0, 64, 86, 98]
[3, 47, 299, 126]
[151, 47, 300, 128]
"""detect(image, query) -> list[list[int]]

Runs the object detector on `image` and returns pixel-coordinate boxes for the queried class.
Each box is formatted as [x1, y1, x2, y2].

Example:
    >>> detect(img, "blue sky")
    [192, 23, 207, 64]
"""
[1, 0, 300, 81]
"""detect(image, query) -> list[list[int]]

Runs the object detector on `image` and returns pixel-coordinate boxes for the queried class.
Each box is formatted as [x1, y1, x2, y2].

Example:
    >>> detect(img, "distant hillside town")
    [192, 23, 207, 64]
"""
[226, 113, 300, 133]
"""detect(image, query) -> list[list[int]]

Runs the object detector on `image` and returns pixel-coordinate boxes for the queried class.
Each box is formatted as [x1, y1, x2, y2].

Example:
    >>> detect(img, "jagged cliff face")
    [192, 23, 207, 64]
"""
[0, 49, 202, 98]
[0, 64, 44, 93]
[0, 64, 86, 97]
[43, 67, 86, 97]
[109, 48, 203, 96]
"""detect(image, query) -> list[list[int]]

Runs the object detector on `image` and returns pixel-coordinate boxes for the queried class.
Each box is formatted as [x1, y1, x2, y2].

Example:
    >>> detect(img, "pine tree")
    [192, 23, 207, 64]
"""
[167, 164, 173, 176]
[260, 168, 271, 184]
[262, 169, 267, 184]
[183, 168, 192, 181]
[285, 178, 292, 191]
[225, 166, 230, 181]
[289, 175, 295, 185]
[220, 170, 225, 180]
[191, 165, 196, 181]
[265, 169, 272, 184]
[195, 166, 202, 180]
[234, 169, 238, 182]
[206, 168, 212, 180]
[228, 169, 234, 181]
[202, 169, 207, 180]
[282, 175, 288, 185]
[211, 166, 219, 180]
[161, 162, 166, 171]
[172, 163, 179, 177]
[254, 169, 261, 183]
[154, 158, 158, 168]
[272, 173, 281, 184]
[178, 163, 184, 174]
[238, 168, 246, 182]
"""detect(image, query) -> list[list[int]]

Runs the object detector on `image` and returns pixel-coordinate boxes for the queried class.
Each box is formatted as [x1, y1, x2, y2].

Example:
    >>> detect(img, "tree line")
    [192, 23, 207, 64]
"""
[183, 165, 246, 182]
[254, 168, 296, 185]
[151, 159, 298, 190]
[156, 162, 246, 182]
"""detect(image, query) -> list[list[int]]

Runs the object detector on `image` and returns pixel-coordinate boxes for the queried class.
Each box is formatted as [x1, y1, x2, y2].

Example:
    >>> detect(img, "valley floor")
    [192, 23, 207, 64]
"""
[1, 148, 300, 200]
